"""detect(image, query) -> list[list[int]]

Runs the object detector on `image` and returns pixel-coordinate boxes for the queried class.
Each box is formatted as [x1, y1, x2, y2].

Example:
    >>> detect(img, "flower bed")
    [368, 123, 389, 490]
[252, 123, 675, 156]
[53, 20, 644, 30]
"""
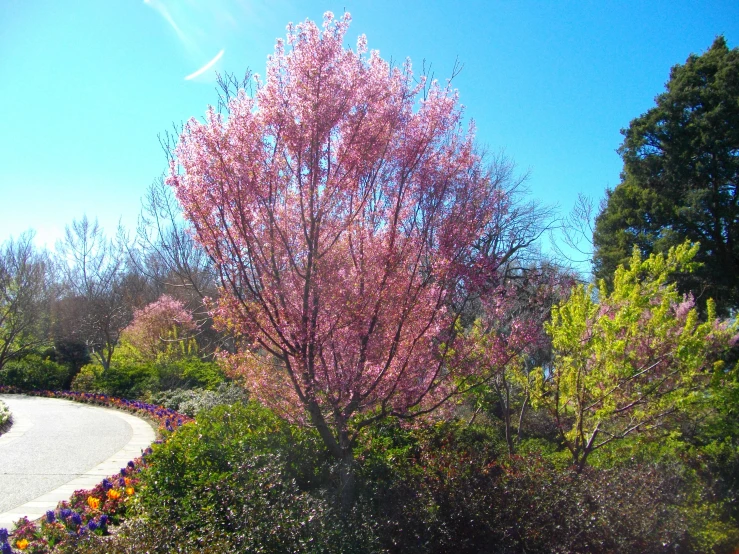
[0, 387, 192, 432]
[0, 388, 191, 553]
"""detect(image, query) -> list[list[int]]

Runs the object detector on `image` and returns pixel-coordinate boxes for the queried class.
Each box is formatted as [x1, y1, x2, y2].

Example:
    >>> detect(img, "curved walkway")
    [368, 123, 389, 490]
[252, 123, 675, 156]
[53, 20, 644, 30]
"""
[0, 394, 155, 530]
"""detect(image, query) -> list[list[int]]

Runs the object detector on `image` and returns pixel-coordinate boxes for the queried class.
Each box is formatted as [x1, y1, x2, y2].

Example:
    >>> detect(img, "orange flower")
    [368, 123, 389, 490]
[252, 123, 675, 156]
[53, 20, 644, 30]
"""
[125, 486, 135, 496]
[87, 496, 100, 510]
[107, 489, 122, 500]
[16, 538, 29, 550]
[124, 477, 132, 486]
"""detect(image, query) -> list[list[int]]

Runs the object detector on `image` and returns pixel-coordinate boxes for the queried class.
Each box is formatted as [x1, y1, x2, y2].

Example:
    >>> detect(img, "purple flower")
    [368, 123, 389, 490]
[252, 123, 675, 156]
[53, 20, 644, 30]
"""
[127, 460, 135, 469]
[0, 528, 7, 542]
[71, 512, 82, 526]
[46, 510, 56, 523]
[87, 520, 98, 531]
[99, 515, 109, 526]
[102, 478, 113, 490]
[120, 467, 127, 476]
[60, 508, 72, 520]
[1, 541, 11, 554]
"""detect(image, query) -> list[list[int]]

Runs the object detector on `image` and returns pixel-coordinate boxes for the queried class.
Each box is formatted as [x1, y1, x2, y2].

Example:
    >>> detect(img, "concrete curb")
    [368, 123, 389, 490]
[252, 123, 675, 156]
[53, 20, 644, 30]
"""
[0, 401, 155, 530]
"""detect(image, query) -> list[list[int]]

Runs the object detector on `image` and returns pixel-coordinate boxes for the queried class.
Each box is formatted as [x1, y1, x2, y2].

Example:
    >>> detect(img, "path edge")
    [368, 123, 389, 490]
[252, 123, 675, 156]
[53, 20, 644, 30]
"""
[0, 398, 156, 530]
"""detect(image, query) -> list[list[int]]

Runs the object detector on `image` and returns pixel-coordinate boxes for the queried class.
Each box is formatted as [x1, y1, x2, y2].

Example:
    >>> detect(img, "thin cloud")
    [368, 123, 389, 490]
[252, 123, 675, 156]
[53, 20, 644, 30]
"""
[144, 0, 190, 49]
[185, 49, 225, 81]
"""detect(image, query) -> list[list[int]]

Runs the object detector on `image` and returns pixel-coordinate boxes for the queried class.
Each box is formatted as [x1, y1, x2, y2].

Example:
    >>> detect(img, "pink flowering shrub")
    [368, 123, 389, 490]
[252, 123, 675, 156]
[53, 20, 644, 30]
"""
[120, 295, 197, 362]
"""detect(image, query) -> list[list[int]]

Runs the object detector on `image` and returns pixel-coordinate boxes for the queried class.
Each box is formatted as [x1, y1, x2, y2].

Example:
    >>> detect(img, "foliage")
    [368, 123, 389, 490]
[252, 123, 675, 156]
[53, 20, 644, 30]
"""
[131, 402, 363, 552]
[168, 13, 545, 491]
[593, 36, 739, 314]
[0, 354, 71, 391]
[680, 361, 739, 524]
[534, 242, 738, 470]
[154, 356, 226, 390]
[93, 360, 157, 399]
[355, 421, 722, 553]
[71, 355, 226, 399]
[70, 363, 103, 392]
[48, 340, 91, 388]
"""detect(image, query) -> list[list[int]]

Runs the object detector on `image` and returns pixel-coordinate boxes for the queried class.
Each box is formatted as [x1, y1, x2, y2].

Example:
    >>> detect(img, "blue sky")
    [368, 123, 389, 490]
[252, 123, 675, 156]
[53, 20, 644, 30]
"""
[1, 1, 737, 261]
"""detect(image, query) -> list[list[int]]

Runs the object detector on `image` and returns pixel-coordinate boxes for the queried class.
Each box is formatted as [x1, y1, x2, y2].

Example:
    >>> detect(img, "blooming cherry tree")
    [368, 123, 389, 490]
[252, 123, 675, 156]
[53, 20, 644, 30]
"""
[168, 12, 537, 495]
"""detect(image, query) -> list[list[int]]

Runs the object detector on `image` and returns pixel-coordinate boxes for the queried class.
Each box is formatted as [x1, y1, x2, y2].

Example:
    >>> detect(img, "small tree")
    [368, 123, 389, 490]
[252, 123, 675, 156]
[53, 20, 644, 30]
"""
[534, 242, 738, 471]
[121, 294, 198, 362]
[168, 13, 543, 505]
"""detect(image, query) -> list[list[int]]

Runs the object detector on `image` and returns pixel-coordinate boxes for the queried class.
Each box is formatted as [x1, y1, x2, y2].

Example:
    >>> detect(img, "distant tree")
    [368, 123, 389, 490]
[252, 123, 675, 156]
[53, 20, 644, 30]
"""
[55, 216, 136, 370]
[167, 13, 547, 506]
[593, 37, 739, 314]
[535, 242, 738, 471]
[135, 176, 218, 302]
[0, 232, 51, 371]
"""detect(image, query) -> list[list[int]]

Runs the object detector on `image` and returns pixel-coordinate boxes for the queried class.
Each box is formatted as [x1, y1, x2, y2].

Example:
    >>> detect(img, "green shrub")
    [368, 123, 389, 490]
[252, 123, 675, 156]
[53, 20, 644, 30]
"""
[132, 402, 377, 552]
[69, 357, 227, 399]
[96, 362, 158, 399]
[352, 421, 722, 553]
[0, 354, 71, 391]
[154, 357, 227, 391]
[70, 364, 103, 392]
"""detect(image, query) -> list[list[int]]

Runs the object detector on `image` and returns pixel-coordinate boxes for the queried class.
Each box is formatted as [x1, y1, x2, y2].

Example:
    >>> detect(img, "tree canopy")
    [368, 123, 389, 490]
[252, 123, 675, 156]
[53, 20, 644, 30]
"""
[593, 36, 739, 314]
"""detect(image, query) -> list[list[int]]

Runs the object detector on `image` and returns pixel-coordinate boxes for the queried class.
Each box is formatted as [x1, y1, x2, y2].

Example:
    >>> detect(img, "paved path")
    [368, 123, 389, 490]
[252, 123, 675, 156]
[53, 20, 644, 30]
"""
[0, 394, 155, 530]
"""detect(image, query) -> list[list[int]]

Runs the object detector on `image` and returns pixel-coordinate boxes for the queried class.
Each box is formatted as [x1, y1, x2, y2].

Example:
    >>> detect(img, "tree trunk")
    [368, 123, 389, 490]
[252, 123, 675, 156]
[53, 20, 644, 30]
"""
[339, 450, 356, 513]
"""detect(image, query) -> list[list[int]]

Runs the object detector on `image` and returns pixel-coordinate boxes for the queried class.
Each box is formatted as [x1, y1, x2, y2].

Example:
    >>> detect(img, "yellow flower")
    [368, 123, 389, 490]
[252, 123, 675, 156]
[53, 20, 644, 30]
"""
[125, 486, 135, 496]
[87, 496, 100, 510]
[107, 489, 122, 500]
[16, 538, 29, 550]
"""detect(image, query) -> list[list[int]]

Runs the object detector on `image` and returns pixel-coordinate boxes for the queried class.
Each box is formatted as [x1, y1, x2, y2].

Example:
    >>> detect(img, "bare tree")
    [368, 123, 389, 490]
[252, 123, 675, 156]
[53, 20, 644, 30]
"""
[549, 193, 596, 271]
[55, 216, 132, 370]
[134, 176, 217, 301]
[0, 231, 51, 370]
